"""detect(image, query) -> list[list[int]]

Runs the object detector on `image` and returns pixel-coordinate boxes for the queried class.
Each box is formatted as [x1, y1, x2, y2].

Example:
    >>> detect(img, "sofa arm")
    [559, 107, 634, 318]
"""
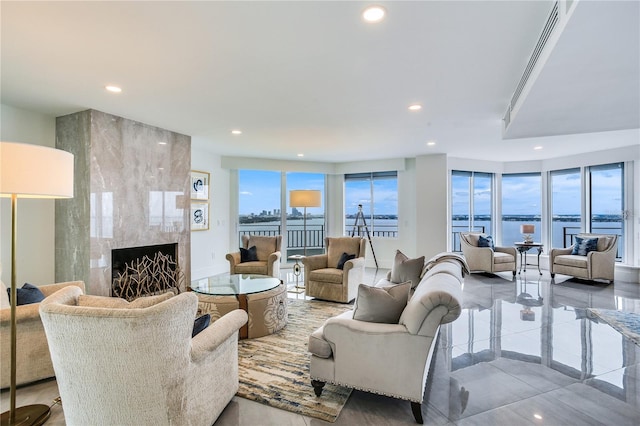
[0, 303, 42, 326]
[549, 246, 573, 273]
[191, 309, 248, 363]
[588, 249, 616, 281]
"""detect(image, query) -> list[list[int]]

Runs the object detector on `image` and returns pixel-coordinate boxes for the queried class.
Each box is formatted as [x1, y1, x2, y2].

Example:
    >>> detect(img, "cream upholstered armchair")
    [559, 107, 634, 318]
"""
[40, 286, 247, 426]
[550, 233, 618, 283]
[302, 236, 366, 303]
[1, 280, 85, 389]
[460, 232, 516, 276]
[226, 234, 282, 278]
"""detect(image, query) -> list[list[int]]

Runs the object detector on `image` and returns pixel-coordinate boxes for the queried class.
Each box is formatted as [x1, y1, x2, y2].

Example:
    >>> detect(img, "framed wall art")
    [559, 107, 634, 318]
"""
[191, 170, 210, 200]
[191, 202, 209, 231]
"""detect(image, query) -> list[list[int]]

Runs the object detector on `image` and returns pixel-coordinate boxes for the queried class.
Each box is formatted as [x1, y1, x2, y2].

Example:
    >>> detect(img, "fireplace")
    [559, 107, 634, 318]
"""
[111, 243, 183, 300]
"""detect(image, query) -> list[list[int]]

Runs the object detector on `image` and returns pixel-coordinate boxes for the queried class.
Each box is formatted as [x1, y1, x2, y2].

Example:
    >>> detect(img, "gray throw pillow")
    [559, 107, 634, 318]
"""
[390, 250, 425, 289]
[352, 282, 411, 324]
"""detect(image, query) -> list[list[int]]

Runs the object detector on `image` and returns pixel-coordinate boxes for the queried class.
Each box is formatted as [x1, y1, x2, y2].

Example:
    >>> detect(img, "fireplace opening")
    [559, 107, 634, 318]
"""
[111, 243, 183, 300]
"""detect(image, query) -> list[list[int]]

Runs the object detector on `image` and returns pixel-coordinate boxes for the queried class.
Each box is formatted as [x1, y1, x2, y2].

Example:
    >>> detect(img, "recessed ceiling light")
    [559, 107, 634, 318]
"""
[297, 153, 304, 157]
[533, 414, 543, 420]
[105, 85, 122, 93]
[427, 141, 436, 146]
[158, 141, 167, 145]
[363, 6, 386, 23]
[408, 104, 422, 111]
[158, 167, 164, 171]
[534, 146, 543, 150]
[231, 130, 242, 135]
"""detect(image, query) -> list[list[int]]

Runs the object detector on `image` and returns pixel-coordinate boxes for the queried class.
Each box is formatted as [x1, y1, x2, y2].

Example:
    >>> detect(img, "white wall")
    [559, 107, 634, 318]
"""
[0, 104, 57, 287]
[190, 140, 232, 279]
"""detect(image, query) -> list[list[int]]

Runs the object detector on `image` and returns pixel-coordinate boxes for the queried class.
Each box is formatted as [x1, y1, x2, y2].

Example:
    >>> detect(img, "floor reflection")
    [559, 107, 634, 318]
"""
[429, 271, 640, 424]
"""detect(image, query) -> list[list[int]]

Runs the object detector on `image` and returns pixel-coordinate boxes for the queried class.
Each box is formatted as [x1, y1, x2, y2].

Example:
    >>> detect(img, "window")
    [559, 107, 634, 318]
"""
[550, 168, 581, 249]
[238, 170, 282, 243]
[344, 171, 398, 237]
[451, 171, 493, 250]
[589, 163, 623, 260]
[501, 173, 541, 244]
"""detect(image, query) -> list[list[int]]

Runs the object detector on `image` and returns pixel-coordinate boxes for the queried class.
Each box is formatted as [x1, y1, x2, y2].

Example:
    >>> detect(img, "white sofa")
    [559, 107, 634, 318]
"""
[40, 286, 247, 426]
[0, 280, 85, 389]
[308, 254, 464, 424]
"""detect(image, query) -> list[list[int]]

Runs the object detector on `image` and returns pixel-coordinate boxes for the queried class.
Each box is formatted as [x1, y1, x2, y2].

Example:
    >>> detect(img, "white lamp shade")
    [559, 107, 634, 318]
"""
[1, 142, 74, 198]
[290, 190, 321, 208]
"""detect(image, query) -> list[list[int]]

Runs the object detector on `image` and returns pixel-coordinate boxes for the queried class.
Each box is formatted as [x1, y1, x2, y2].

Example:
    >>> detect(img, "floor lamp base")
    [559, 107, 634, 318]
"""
[0, 404, 50, 426]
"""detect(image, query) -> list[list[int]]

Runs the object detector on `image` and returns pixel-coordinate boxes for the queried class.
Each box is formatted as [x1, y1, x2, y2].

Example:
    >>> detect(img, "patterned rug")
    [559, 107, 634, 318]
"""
[237, 299, 353, 422]
[589, 309, 640, 347]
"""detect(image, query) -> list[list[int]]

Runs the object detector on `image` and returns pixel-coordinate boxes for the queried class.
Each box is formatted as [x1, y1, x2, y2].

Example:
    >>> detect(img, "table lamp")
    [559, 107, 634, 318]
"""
[1, 142, 74, 426]
[520, 224, 535, 243]
[289, 190, 321, 256]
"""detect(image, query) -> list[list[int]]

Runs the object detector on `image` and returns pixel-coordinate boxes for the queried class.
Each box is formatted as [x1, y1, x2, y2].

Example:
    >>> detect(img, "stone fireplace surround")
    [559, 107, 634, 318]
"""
[55, 110, 191, 296]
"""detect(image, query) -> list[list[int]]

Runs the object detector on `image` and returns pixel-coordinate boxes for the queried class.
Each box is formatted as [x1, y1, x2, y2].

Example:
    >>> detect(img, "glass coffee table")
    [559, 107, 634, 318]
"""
[190, 274, 286, 339]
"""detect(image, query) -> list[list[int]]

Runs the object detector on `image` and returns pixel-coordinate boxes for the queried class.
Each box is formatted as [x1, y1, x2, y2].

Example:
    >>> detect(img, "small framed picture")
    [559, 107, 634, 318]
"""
[191, 202, 209, 231]
[191, 170, 210, 200]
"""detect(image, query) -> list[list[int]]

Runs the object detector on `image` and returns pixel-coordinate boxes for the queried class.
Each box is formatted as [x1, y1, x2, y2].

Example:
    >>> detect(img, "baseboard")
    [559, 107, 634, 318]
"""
[526, 255, 638, 284]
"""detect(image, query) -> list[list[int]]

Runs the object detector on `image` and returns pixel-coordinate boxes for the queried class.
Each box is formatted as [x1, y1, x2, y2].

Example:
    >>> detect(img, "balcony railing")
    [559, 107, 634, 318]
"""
[345, 224, 398, 238]
[238, 224, 326, 257]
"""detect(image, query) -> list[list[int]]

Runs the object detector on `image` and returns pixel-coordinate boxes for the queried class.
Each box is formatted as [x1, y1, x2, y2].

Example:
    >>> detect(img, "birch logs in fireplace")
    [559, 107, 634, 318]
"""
[112, 252, 185, 301]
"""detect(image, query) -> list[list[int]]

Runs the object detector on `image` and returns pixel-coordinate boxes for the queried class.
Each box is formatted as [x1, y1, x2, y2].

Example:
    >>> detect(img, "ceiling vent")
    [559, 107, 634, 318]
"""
[504, 1, 560, 128]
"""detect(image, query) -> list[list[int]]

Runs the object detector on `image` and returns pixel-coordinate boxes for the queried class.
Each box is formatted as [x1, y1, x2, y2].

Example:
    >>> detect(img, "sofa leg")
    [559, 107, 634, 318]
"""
[550, 273, 555, 278]
[411, 402, 424, 424]
[311, 380, 325, 397]
[512, 270, 516, 276]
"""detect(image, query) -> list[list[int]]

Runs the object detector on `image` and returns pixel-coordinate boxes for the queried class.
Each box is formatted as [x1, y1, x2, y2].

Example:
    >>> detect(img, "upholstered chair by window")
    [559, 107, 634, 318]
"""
[226, 235, 282, 278]
[302, 236, 366, 303]
[550, 233, 618, 283]
[40, 286, 247, 426]
[460, 232, 516, 276]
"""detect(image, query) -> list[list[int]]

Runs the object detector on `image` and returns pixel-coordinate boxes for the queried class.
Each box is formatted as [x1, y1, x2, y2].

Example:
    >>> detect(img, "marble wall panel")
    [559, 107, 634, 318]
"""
[56, 110, 190, 296]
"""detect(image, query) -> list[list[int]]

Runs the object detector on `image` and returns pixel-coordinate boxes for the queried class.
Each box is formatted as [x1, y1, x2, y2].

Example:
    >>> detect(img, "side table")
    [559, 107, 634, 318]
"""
[514, 242, 543, 275]
[288, 254, 305, 292]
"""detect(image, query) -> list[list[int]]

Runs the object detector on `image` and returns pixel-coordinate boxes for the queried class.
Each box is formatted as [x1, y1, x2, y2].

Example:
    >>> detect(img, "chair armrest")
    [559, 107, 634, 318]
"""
[302, 254, 327, 272]
[191, 309, 248, 363]
[268, 251, 282, 264]
[495, 246, 516, 257]
[342, 256, 365, 273]
[39, 281, 86, 297]
[226, 252, 241, 269]
[549, 246, 573, 273]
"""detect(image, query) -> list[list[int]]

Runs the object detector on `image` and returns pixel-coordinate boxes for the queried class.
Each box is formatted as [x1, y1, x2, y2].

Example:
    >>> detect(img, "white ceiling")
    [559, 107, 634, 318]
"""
[1, 1, 638, 163]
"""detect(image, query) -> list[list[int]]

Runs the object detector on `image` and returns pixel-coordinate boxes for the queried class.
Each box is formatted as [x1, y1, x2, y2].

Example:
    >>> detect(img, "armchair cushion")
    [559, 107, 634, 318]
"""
[571, 236, 598, 256]
[478, 235, 494, 249]
[309, 268, 344, 284]
[8, 283, 45, 306]
[353, 282, 411, 324]
[327, 237, 362, 268]
[390, 250, 425, 289]
[192, 314, 211, 337]
[240, 245, 259, 262]
[248, 235, 278, 261]
[337, 252, 356, 270]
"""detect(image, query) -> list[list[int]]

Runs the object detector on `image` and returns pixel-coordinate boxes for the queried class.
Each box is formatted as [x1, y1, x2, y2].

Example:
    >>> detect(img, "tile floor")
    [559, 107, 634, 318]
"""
[2, 268, 640, 425]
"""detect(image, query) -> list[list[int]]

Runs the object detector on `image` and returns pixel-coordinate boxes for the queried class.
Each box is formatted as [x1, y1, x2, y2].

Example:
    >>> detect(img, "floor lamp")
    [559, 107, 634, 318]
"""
[289, 190, 321, 256]
[1, 142, 74, 426]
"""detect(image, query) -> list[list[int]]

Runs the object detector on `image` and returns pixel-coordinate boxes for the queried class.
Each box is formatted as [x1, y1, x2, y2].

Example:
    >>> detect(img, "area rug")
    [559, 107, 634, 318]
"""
[236, 299, 353, 422]
[589, 308, 640, 347]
